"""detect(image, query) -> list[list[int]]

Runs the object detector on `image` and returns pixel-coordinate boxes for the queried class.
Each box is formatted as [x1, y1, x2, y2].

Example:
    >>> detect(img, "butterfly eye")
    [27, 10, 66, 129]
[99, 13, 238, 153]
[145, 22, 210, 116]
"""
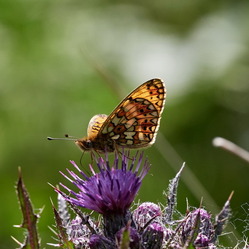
[84, 140, 92, 149]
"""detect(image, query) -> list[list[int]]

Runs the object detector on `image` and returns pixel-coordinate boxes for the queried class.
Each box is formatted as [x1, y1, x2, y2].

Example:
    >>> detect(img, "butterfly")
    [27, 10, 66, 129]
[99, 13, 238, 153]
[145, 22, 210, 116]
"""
[74, 78, 166, 153]
[48, 78, 166, 153]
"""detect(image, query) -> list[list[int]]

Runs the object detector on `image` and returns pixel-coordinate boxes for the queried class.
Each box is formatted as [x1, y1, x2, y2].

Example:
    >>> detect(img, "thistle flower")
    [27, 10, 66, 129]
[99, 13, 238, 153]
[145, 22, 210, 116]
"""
[181, 208, 214, 247]
[58, 152, 149, 215]
[142, 222, 165, 249]
[133, 202, 162, 229]
[56, 151, 149, 243]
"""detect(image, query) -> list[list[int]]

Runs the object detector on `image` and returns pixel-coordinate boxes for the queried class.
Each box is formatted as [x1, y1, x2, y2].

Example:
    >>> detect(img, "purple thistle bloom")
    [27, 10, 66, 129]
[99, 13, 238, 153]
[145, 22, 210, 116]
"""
[133, 202, 162, 229]
[181, 208, 214, 247]
[142, 222, 165, 248]
[56, 151, 150, 240]
[58, 152, 149, 215]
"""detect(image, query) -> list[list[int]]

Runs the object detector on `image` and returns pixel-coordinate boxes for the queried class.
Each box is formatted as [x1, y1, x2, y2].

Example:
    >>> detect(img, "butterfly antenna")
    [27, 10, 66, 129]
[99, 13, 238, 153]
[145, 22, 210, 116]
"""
[64, 134, 78, 139]
[47, 136, 76, 141]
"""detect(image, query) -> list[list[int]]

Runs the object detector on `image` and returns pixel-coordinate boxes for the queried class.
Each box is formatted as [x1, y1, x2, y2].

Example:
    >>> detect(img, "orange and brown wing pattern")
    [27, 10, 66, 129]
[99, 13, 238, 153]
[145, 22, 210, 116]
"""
[98, 78, 166, 148]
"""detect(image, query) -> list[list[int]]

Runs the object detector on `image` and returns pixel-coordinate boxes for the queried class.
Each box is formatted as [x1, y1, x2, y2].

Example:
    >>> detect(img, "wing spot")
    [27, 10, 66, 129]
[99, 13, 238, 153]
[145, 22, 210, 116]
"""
[138, 132, 144, 140]
[151, 118, 158, 124]
[147, 104, 156, 110]
[149, 126, 155, 132]
[114, 124, 126, 134]
[126, 140, 133, 145]
[124, 131, 136, 139]
[107, 126, 114, 133]
[151, 111, 158, 116]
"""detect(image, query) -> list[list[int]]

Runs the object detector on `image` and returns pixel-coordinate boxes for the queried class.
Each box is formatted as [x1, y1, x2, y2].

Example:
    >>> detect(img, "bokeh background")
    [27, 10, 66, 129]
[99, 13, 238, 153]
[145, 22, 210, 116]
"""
[1, 0, 249, 248]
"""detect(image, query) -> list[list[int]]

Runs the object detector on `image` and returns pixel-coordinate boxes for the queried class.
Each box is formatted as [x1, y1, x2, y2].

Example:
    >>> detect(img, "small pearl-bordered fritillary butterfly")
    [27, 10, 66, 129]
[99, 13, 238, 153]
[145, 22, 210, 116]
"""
[48, 78, 166, 153]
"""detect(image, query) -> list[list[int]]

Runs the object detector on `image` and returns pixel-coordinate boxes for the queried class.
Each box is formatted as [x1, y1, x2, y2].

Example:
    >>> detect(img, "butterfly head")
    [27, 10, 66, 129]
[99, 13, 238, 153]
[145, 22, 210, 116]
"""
[75, 138, 93, 151]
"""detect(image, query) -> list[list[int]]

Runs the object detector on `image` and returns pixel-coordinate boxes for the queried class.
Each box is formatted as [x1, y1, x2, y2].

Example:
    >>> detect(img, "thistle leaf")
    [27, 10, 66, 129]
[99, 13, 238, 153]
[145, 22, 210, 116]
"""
[51, 201, 74, 249]
[15, 167, 40, 249]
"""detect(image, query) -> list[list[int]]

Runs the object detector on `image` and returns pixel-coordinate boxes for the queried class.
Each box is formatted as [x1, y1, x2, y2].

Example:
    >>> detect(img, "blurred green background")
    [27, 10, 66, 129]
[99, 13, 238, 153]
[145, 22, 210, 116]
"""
[1, 0, 249, 248]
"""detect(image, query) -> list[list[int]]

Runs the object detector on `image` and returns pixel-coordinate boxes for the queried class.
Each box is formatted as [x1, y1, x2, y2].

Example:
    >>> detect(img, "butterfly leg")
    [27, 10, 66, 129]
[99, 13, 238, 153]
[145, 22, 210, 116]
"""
[113, 143, 134, 160]
[79, 150, 85, 167]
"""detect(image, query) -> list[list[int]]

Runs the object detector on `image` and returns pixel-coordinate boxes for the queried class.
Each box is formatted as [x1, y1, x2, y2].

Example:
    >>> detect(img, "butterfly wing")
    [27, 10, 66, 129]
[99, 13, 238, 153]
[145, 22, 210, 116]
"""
[98, 78, 166, 149]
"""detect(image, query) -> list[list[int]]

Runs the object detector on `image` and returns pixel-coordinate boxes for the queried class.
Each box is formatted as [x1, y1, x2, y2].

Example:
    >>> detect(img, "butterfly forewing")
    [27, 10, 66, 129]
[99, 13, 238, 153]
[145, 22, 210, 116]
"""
[98, 78, 166, 149]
